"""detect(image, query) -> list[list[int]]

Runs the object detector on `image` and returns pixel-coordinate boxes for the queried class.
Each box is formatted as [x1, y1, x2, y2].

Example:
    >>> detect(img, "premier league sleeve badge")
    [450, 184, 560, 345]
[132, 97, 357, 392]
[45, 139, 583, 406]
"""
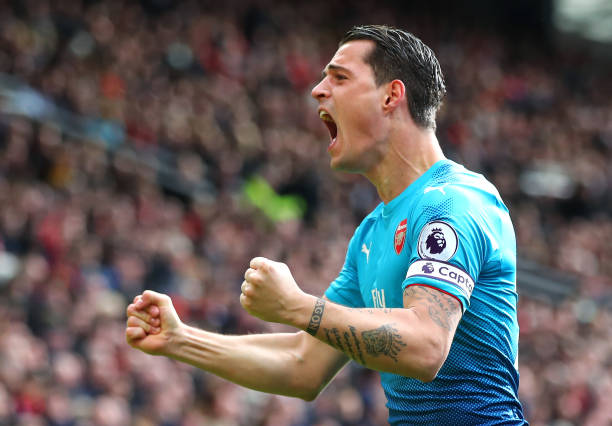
[417, 221, 458, 261]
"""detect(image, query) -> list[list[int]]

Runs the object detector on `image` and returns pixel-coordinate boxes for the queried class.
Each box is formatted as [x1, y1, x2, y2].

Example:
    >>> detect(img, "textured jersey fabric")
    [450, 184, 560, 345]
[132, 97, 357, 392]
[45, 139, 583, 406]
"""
[324, 159, 527, 425]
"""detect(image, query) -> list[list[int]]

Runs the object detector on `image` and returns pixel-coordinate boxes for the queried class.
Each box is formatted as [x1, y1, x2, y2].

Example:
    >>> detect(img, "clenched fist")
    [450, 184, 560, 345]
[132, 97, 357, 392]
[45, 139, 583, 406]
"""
[125, 290, 183, 356]
[241, 257, 313, 327]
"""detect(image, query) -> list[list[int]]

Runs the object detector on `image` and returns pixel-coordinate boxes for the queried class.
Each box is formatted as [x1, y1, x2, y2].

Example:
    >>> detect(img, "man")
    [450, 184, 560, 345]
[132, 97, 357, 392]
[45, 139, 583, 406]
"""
[126, 25, 527, 424]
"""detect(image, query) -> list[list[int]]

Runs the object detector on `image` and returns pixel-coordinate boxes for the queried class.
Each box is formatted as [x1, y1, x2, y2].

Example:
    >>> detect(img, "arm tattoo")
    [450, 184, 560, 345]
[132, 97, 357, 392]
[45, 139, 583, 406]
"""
[323, 327, 333, 344]
[428, 305, 450, 331]
[331, 328, 345, 351]
[403, 286, 428, 302]
[316, 304, 407, 365]
[348, 326, 366, 365]
[342, 332, 356, 360]
[323, 327, 347, 353]
[361, 324, 406, 363]
[404, 285, 461, 331]
[305, 298, 326, 336]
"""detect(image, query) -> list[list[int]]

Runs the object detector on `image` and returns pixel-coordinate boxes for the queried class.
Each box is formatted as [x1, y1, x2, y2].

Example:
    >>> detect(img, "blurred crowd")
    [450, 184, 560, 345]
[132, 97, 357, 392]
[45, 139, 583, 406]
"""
[0, 0, 610, 425]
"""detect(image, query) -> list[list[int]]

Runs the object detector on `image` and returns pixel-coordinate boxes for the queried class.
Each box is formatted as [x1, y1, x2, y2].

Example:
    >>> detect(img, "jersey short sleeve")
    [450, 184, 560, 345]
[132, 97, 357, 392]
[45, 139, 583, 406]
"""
[403, 186, 487, 313]
[324, 224, 366, 308]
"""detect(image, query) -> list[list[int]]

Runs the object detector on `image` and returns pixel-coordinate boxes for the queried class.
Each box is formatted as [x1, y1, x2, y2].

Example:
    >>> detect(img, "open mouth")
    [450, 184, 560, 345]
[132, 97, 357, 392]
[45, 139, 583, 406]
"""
[319, 110, 338, 143]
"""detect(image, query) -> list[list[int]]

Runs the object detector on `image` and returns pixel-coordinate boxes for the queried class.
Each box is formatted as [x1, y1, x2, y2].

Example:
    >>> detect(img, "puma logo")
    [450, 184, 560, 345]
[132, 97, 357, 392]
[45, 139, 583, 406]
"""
[361, 242, 372, 263]
[424, 184, 448, 195]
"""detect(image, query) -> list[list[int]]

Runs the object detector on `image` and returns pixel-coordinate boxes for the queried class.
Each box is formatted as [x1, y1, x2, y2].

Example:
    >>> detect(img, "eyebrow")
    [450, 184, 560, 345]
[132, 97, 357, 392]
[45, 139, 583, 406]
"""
[321, 64, 352, 79]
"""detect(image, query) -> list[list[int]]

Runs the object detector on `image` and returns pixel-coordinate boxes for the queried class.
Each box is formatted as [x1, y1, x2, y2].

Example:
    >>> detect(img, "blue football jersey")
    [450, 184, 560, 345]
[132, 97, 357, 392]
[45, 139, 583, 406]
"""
[325, 159, 527, 425]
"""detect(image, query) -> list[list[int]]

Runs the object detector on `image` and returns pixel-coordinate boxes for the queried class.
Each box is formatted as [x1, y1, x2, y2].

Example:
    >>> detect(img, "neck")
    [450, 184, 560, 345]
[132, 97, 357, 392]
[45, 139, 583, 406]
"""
[364, 126, 445, 204]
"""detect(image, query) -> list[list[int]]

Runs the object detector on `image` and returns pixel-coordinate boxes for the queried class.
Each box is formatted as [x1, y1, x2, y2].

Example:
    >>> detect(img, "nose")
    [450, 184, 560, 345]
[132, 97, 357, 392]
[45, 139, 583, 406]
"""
[311, 79, 329, 100]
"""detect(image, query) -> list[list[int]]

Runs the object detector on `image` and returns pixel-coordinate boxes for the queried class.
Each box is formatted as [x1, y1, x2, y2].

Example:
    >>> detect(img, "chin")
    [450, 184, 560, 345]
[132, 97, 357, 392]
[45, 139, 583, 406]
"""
[329, 158, 343, 171]
[329, 157, 361, 173]
[329, 157, 346, 171]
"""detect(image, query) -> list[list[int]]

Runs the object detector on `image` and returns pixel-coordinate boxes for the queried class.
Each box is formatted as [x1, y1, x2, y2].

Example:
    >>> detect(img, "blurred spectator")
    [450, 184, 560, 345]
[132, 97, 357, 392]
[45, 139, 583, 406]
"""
[0, 1, 610, 425]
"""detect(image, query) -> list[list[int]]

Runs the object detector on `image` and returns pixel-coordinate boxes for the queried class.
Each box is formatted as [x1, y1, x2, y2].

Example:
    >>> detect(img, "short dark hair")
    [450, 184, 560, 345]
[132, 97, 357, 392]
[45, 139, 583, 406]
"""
[340, 25, 446, 130]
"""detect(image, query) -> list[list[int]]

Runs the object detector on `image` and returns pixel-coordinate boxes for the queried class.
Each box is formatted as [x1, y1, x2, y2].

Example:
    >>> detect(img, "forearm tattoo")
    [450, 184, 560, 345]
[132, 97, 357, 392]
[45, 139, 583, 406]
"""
[330, 327, 344, 350]
[312, 303, 408, 365]
[326, 327, 358, 359]
[361, 324, 406, 363]
[342, 331, 355, 360]
[306, 298, 326, 336]
[348, 326, 366, 365]
[323, 323, 406, 365]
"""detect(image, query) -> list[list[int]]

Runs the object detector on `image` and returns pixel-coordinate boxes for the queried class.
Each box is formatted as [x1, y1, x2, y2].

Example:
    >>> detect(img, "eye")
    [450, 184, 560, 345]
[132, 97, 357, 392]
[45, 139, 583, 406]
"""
[335, 74, 347, 81]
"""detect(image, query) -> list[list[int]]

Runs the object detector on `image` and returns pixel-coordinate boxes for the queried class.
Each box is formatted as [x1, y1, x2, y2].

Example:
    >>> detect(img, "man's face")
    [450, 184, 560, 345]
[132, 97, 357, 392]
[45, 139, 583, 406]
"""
[311, 40, 389, 173]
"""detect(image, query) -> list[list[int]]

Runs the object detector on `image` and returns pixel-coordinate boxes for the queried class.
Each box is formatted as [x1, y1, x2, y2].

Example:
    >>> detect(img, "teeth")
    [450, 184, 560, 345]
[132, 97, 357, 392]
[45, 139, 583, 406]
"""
[319, 111, 333, 122]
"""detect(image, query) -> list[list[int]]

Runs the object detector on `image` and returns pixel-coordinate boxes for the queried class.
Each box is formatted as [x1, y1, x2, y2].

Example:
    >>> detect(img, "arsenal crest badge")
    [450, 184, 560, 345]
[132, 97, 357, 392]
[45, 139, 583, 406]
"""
[394, 219, 408, 254]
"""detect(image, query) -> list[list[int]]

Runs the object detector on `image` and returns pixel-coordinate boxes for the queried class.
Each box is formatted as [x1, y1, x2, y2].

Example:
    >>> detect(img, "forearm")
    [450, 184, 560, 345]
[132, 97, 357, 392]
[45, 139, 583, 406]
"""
[167, 325, 340, 400]
[296, 296, 445, 381]
[237, 258, 458, 381]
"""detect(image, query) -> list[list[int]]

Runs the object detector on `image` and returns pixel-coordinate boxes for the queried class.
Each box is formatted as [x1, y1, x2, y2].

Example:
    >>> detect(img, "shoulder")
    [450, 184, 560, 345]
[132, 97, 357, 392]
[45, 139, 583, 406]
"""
[407, 162, 509, 258]
[415, 161, 505, 218]
[410, 162, 516, 267]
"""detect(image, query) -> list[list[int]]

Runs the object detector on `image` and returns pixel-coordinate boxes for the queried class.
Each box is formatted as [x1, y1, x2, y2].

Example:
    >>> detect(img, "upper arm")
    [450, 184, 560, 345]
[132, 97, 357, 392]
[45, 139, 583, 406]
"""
[402, 183, 490, 314]
[402, 284, 462, 367]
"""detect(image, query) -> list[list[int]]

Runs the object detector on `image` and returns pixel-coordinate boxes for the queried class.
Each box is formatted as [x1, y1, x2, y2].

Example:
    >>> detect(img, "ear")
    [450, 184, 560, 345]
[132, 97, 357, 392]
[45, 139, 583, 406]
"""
[382, 79, 405, 113]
